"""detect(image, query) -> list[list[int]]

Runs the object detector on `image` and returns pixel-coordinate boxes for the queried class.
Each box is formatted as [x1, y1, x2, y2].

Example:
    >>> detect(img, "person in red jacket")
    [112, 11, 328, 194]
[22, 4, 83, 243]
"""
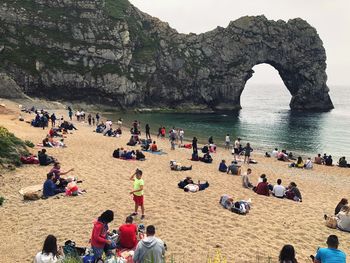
[90, 210, 115, 260]
[118, 216, 138, 249]
[255, 177, 270, 196]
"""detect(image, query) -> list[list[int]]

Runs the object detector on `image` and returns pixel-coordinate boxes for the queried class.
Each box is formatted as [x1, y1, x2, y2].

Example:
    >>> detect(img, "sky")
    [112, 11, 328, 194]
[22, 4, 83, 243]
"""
[129, 0, 350, 86]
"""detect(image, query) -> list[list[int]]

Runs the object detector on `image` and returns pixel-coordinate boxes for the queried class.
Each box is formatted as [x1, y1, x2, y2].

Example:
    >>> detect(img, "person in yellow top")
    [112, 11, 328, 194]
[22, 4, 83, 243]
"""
[130, 169, 145, 220]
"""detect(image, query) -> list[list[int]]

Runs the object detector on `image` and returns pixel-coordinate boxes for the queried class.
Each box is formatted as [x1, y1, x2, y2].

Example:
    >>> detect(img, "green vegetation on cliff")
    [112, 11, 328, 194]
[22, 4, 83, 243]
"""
[0, 126, 29, 168]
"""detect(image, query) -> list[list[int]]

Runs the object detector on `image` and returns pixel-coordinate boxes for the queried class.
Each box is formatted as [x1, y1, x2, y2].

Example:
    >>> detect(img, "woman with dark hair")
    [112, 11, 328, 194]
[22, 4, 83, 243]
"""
[279, 244, 298, 263]
[34, 235, 62, 263]
[335, 198, 348, 215]
[90, 210, 115, 260]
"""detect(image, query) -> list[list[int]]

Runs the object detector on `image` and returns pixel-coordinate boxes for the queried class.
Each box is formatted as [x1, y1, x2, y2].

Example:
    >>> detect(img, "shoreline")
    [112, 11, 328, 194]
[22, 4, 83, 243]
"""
[0, 98, 349, 262]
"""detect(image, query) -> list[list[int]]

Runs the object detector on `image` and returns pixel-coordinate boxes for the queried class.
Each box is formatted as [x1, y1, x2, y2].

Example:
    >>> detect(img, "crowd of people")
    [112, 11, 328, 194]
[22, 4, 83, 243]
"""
[23, 108, 348, 263]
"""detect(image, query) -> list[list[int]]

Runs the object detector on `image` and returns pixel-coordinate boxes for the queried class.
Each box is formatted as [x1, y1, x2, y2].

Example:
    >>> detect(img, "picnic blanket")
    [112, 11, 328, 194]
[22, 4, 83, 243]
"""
[143, 150, 167, 155]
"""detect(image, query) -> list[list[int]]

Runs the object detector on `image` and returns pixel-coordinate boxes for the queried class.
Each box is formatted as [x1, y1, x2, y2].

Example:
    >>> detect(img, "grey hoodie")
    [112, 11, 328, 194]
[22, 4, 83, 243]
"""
[133, 236, 165, 263]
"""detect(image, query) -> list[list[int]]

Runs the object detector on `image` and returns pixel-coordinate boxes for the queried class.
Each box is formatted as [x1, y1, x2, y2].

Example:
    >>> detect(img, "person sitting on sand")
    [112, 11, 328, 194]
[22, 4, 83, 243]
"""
[338, 157, 350, 168]
[170, 160, 192, 171]
[34, 235, 63, 263]
[272, 179, 286, 198]
[113, 148, 121, 158]
[335, 198, 348, 215]
[295, 156, 304, 168]
[325, 205, 350, 232]
[38, 149, 55, 166]
[118, 216, 138, 249]
[218, 160, 228, 172]
[178, 177, 194, 189]
[231, 200, 251, 215]
[325, 155, 333, 166]
[49, 162, 74, 188]
[254, 177, 270, 196]
[227, 161, 241, 175]
[272, 148, 279, 158]
[184, 180, 209, 192]
[43, 173, 65, 198]
[279, 244, 298, 263]
[133, 225, 166, 263]
[151, 141, 159, 152]
[242, 168, 253, 189]
[285, 182, 302, 202]
[311, 235, 346, 263]
[277, 150, 289, 161]
[135, 150, 146, 161]
[200, 152, 213, 163]
[304, 158, 313, 169]
[201, 145, 209, 154]
[42, 137, 53, 147]
[65, 176, 85, 196]
[127, 136, 137, 146]
[314, 153, 323, 165]
[90, 210, 116, 260]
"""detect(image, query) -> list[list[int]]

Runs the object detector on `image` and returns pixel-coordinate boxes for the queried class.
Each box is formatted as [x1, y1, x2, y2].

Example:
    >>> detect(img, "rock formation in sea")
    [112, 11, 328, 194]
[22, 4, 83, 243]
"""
[0, 0, 334, 111]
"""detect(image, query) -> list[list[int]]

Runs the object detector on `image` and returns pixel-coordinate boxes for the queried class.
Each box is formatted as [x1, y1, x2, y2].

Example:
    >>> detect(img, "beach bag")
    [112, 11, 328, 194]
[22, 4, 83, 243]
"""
[23, 192, 41, 201]
[325, 217, 337, 229]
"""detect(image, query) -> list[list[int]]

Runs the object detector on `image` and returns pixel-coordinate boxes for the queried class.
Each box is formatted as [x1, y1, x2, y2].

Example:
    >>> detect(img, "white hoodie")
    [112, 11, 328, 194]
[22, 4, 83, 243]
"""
[33, 252, 59, 263]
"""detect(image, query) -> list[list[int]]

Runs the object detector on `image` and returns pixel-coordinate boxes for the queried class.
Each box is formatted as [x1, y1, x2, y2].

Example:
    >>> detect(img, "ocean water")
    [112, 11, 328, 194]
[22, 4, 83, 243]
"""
[104, 84, 350, 159]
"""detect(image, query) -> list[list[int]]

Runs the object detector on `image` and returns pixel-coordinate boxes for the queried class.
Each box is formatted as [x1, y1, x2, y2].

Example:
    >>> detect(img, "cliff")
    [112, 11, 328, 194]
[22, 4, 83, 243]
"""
[0, 0, 334, 111]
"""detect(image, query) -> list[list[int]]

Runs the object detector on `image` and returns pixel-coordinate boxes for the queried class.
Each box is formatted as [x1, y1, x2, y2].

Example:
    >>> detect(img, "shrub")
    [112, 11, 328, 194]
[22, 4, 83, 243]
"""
[0, 126, 29, 168]
[61, 256, 82, 263]
[24, 140, 35, 148]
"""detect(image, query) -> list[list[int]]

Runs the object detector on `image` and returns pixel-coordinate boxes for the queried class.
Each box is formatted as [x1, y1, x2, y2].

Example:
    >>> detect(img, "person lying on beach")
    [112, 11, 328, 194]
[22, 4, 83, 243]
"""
[184, 181, 209, 192]
[135, 150, 145, 161]
[335, 198, 348, 215]
[113, 148, 121, 158]
[227, 161, 241, 175]
[42, 137, 53, 147]
[242, 168, 254, 188]
[219, 195, 251, 214]
[48, 127, 62, 137]
[121, 150, 135, 160]
[218, 160, 228, 172]
[43, 173, 65, 198]
[60, 121, 77, 130]
[285, 182, 302, 202]
[272, 179, 286, 198]
[314, 153, 323, 164]
[170, 160, 192, 171]
[338, 157, 350, 168]
[199, 152, 213, 163]
[96, 123, 106, 133]
[324, 205, 350, 232]
[38, 149, 56, 166]
[178, 177, 194, 189]
[254, 177, 270, 196]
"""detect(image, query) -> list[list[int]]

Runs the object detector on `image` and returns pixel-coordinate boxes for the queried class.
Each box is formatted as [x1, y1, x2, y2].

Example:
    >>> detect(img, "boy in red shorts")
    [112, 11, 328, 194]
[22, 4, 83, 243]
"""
[130, 169, 145, 220]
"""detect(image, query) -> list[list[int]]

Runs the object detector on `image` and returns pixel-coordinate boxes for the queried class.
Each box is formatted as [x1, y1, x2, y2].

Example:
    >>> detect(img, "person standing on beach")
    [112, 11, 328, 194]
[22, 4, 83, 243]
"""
[179, 129, 184, 146]
[145, 124, 151, 139]
[157, 126, 162, 138]
[225, 134, 230, 150]
[50, 113, 56, 127]
[243, 143, 253, 164]
[87, 114, 92, 125]
[192, 137, 198, 152]
[130, 169, 145, 220]
[68, 110, 73, 121]
[96, 113, 100, 124]
[233, 137, 241, 161]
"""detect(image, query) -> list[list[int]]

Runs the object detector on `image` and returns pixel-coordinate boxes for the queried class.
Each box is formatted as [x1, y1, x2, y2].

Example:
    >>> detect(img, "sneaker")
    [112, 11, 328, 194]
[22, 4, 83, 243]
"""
[140, 215, 145, 220]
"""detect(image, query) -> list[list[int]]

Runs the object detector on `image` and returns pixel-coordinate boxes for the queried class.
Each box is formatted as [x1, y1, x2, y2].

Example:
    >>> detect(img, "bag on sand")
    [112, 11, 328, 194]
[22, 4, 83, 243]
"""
[325, 217, 337, 229]
[23, 192, 41, 201]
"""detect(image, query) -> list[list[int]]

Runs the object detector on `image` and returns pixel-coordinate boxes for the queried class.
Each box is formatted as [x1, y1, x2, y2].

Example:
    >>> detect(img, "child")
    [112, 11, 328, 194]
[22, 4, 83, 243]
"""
[130, 169, 145, 220]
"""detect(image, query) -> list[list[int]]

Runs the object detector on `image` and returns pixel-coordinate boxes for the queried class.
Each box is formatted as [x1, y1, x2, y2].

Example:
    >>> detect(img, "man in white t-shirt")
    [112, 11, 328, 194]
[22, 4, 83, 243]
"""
[225, 134, 230, 149]
[272, 179, 285, 198]
[233, 138, 241, 160]
[271, 148, 278, 158]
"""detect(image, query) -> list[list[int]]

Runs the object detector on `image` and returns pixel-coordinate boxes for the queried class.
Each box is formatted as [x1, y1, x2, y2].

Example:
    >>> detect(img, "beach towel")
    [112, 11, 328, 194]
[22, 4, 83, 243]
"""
[36, 143, 62, 148]
[143, 150, 167, 155]
[116, 248, 134, 263]
[19, 184, 42, 200]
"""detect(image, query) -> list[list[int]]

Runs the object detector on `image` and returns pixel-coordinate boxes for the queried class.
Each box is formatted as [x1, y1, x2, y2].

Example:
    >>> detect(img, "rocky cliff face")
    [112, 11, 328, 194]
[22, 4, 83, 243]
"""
[0, 0, 334, 111]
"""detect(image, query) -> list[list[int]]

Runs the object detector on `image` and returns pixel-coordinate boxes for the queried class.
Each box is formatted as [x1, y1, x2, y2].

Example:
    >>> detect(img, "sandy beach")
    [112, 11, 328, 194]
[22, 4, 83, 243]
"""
[0, 99, 349, 263]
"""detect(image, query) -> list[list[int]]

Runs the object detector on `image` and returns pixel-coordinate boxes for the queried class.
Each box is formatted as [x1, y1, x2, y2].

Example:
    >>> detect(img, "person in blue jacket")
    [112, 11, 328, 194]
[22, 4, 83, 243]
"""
[43, 173, 64, 198]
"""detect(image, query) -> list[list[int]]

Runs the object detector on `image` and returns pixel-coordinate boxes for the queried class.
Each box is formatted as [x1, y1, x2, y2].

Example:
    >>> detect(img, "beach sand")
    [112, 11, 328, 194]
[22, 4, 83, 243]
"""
[0, 99, 349, 263]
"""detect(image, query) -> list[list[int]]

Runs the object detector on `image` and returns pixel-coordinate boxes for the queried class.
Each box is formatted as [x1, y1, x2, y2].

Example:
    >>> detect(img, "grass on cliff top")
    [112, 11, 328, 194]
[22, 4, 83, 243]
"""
[104, 0, 130, 19]
[0, 126, 29, 168]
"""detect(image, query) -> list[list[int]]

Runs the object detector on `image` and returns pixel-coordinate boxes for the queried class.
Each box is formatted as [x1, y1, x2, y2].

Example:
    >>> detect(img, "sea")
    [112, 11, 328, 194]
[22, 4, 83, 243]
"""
[104, 84, 350, 160]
